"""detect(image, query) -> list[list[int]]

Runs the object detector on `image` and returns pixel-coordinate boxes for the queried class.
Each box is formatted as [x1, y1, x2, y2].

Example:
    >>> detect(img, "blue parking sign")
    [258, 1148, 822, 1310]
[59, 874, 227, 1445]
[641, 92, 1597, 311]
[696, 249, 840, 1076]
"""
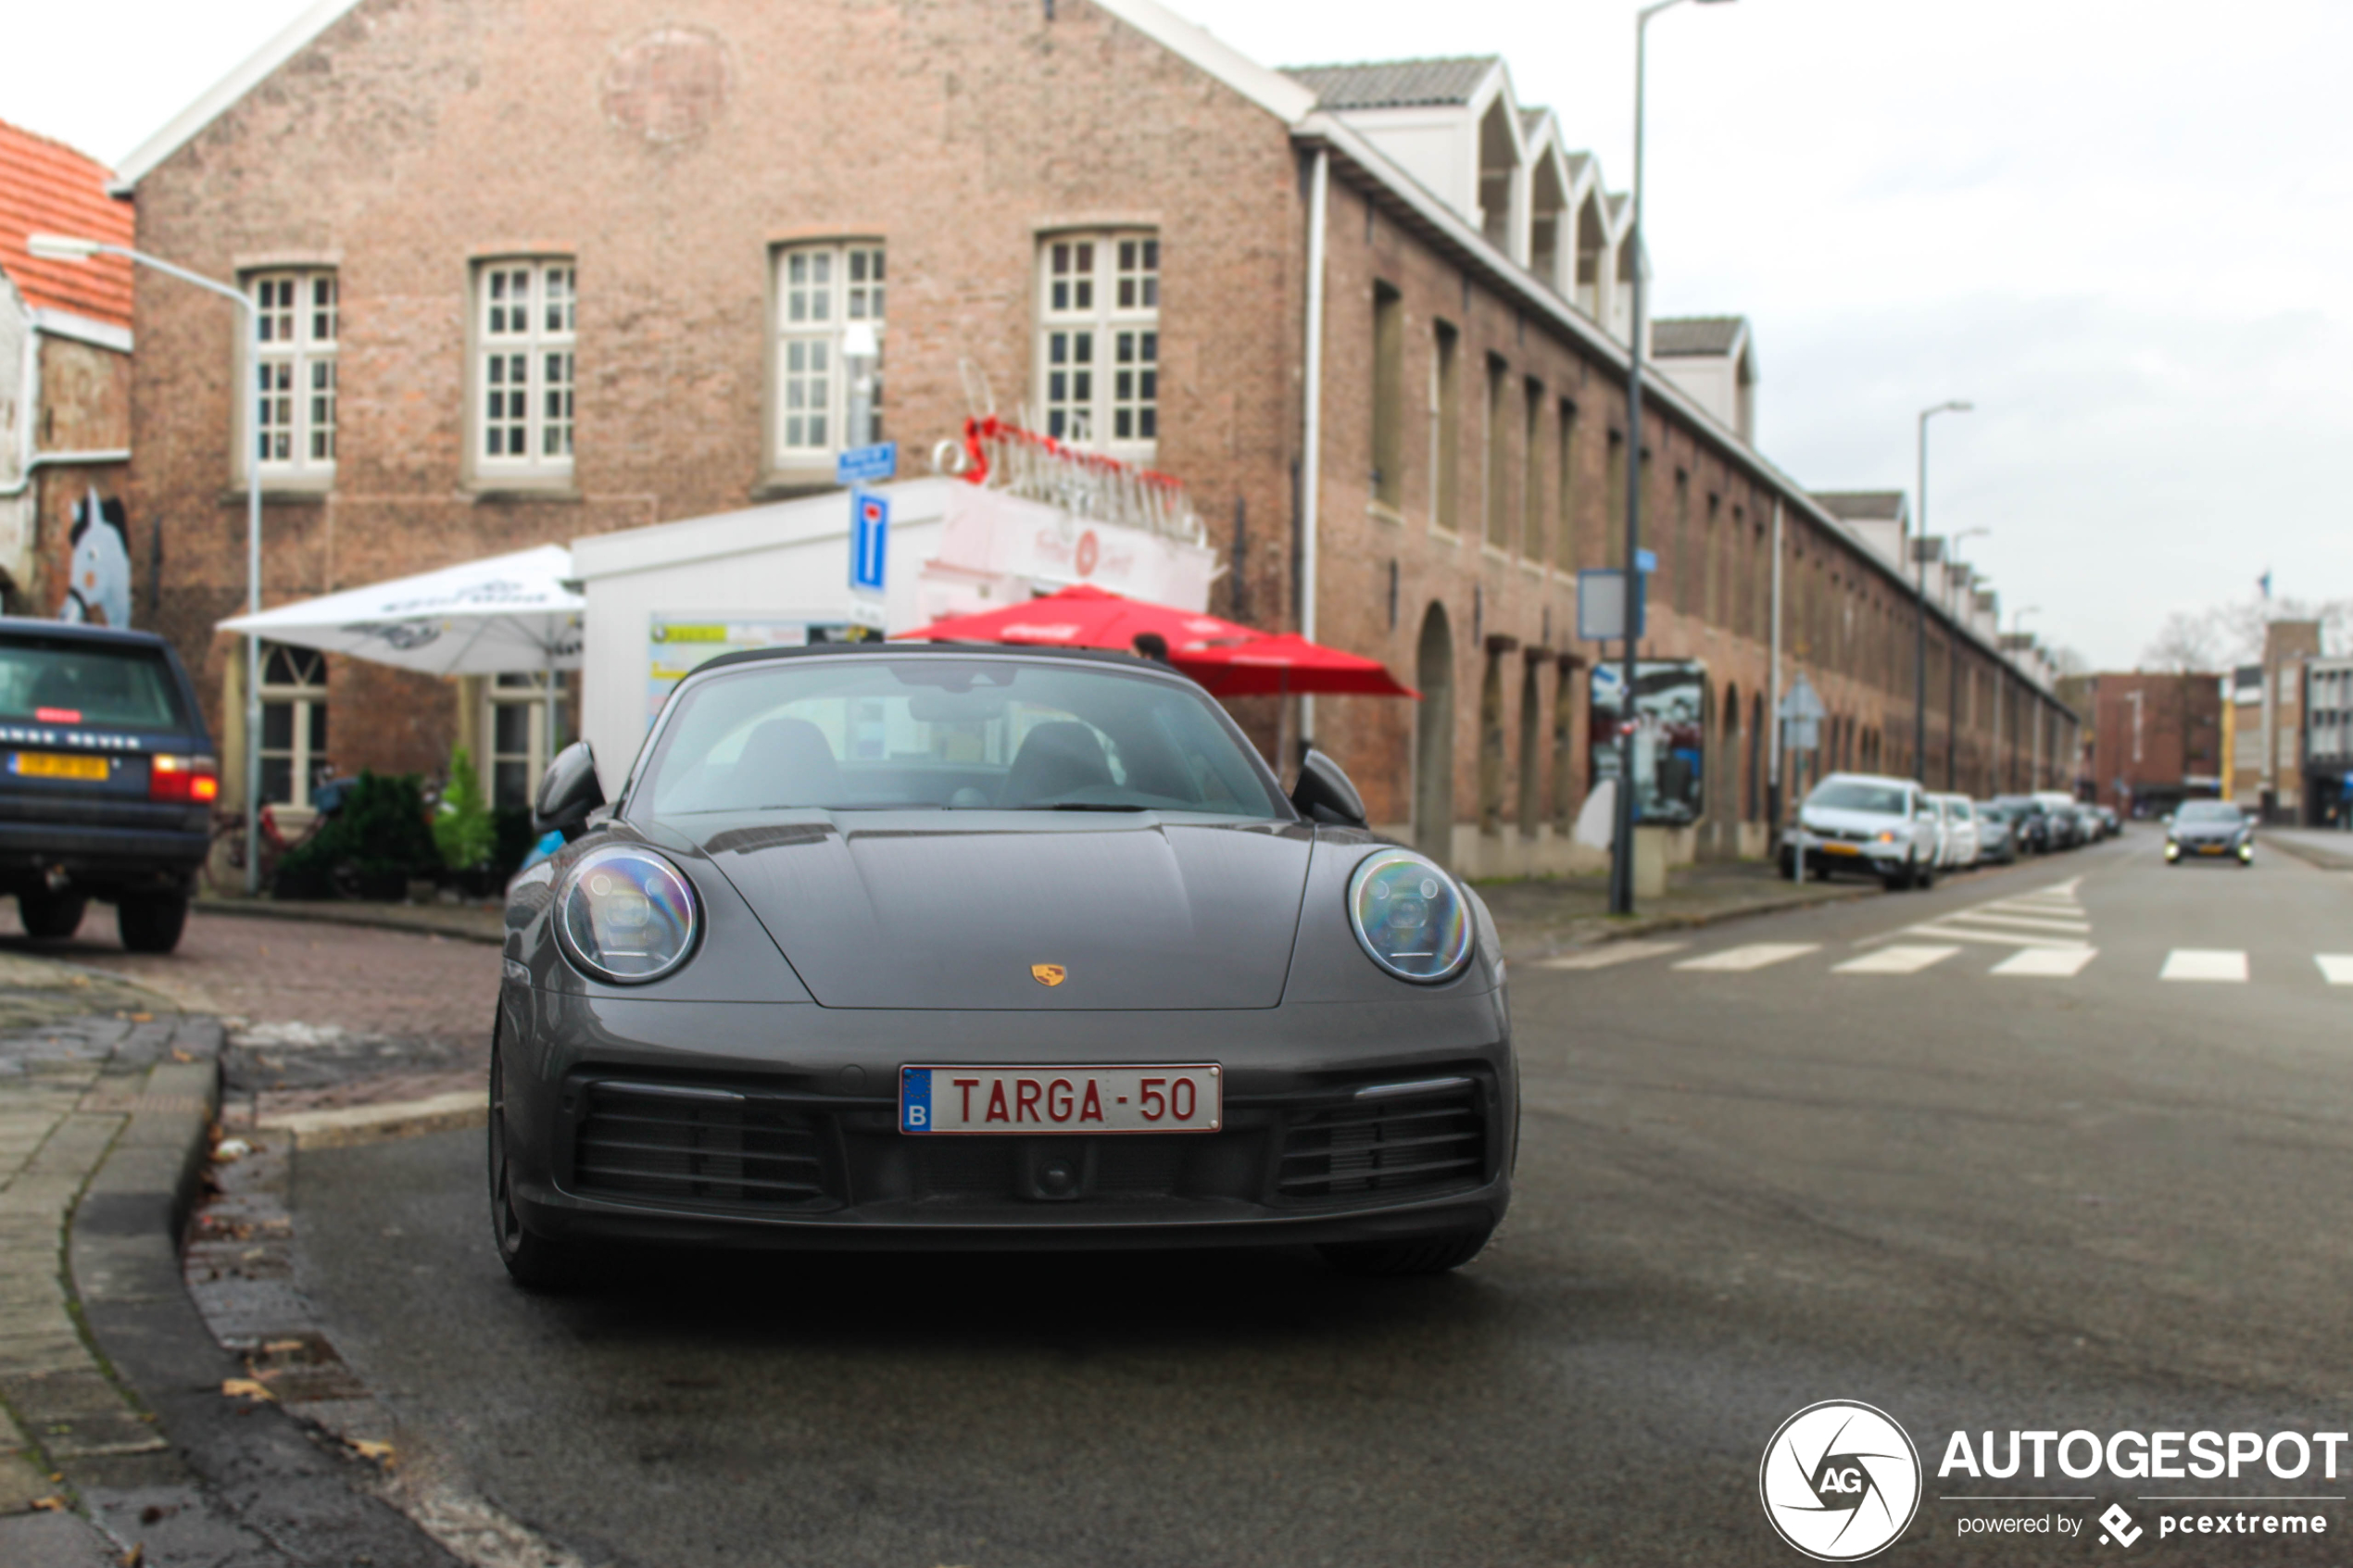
[849, 489, 889, 594]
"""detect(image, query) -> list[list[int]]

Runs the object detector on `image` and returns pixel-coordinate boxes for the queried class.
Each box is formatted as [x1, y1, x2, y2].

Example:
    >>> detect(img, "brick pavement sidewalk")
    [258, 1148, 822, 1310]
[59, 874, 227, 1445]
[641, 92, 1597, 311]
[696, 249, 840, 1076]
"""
[0, 977, 220, 1563]
[1475, 857, 1875, 961]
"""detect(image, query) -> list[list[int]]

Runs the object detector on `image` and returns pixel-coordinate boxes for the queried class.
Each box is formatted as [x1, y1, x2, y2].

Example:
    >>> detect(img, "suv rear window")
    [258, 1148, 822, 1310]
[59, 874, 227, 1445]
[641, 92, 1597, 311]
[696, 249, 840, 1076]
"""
[0, 634, 189, 731]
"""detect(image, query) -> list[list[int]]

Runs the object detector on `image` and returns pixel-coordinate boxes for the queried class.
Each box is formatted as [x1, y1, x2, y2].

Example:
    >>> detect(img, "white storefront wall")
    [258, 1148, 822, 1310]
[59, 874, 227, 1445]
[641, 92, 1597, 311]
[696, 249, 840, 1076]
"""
[570, 478, 1215, 796]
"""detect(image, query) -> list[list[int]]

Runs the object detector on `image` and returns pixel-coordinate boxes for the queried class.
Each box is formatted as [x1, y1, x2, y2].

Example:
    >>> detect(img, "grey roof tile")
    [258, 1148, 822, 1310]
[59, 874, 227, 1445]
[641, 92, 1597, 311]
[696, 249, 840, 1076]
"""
[1282, 56, 1499, 111]
[1651, 316, 1746, 357]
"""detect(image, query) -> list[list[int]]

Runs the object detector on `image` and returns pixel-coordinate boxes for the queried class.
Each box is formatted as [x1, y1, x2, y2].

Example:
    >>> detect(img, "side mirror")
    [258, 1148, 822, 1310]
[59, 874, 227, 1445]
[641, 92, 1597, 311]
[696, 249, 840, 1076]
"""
[533, 741, 606, 841]
[1290, 747, 1367, 828]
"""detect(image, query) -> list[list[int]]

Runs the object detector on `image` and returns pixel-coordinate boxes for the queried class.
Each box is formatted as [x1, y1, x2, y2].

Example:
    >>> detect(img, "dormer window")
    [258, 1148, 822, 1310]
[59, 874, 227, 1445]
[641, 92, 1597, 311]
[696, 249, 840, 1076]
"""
[1575, 193, 1608, 320]
[1477, 97, 1522, 255]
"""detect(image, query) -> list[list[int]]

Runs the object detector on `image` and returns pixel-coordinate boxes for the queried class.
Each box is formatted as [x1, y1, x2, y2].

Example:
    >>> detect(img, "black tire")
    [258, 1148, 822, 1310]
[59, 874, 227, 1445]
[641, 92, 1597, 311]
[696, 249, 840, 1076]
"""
[1913, 858, 1935, 892]
[1318, 1228, 1492, 1277]
[18, 889, 87, 942]
[489, 1043, 587, 1289]
[117, 894, 188, 954]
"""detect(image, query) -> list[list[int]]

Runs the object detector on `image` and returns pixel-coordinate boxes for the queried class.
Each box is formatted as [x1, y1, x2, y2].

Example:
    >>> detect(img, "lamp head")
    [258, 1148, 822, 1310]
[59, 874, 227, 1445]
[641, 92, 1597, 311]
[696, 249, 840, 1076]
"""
[26, 234, 103, 262]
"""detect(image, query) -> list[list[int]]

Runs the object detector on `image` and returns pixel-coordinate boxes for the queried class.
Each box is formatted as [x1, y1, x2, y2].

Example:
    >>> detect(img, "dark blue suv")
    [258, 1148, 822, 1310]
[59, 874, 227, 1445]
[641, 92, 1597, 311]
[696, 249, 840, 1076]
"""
[0, 620, 216, 952]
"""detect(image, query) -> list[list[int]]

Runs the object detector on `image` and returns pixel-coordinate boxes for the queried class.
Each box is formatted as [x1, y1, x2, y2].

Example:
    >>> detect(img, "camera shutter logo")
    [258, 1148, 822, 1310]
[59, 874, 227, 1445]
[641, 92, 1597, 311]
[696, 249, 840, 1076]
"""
[1758, 1400, 1922, 1562]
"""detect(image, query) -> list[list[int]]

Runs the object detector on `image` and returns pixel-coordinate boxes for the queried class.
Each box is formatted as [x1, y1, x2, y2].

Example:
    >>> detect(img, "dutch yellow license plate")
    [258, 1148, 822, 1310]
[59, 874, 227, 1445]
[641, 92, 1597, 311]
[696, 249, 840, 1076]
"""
[11, 751, 107, 782]
[1821, 842, 1860, 856]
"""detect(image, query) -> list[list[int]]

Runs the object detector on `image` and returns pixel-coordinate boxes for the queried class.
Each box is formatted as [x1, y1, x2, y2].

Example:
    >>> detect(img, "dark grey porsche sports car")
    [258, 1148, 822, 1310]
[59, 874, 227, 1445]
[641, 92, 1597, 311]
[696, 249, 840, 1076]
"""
[490, 643, 1516, 1286]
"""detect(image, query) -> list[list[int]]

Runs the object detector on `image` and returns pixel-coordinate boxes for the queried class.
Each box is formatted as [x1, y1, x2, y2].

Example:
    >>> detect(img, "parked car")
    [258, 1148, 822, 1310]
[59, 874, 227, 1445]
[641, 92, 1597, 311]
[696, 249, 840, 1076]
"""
[1929, 792, 1981, 868]
[2035, 792, 2085, 849]
[2095, 805, 2121, 839]
[0, 620, 215, 953]
[1994, 794, 2049, 853]
[1972, 800, 2021, 865]
[1780, 772, 1943, 890]
[2165, 798, 2254, 867]
[490, 643, 1515, 1287]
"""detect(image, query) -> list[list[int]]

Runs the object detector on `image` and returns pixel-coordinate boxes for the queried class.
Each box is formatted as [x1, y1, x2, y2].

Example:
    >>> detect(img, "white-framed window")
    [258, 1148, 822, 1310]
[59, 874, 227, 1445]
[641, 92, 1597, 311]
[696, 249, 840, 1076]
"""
[1037, 232, 1159, 454]
[774, 242, 885, 464]
[484, 671, 563, 810]
[258, 643, 330, 808]
[474, 259, 575, 481]
[247, 270, 337, 481]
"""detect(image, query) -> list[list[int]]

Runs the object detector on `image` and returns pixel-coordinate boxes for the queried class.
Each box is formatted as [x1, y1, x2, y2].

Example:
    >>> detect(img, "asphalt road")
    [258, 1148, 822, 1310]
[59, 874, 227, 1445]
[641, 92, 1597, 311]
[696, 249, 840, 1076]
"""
[287, 829, 2353, 1566]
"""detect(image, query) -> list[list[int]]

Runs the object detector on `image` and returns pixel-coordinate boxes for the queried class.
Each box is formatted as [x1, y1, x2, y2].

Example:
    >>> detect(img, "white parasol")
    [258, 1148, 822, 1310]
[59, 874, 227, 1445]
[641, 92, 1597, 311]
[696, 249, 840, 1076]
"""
[215, 545, 583, 676]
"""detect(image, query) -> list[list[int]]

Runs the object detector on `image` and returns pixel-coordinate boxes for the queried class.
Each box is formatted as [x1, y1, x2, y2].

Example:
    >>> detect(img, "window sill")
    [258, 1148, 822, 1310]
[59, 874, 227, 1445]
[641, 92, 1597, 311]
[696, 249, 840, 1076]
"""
[469, 483, 583, 504]
[219, 484, 330, 507]
[1428, 525, 1463, 546]
[1366, 500, 1405, 528]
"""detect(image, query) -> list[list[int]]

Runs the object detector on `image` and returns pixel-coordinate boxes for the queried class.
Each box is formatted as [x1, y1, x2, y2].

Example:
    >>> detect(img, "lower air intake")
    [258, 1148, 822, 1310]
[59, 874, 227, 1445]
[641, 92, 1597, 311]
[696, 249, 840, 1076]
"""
[1277, 1079, 1485, 1202]
[573, 1080, 833, 1209]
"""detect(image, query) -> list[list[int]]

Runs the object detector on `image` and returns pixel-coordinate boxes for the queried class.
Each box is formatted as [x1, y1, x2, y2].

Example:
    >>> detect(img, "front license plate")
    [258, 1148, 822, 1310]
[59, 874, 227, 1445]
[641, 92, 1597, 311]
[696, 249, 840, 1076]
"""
[10, 752, 107, 782]
[900, 1064, 1223, 1135]
[2198, 845, 2226, 855]
[1820, 842, 1860, 856]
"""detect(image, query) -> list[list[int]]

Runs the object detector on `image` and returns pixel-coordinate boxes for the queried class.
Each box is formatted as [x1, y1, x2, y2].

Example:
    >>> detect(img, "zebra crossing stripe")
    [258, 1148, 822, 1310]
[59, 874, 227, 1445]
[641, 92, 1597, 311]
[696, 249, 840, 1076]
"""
[1833, 945, 1961, 975]
[2160, 949, 2248, 983]
[1673, 943, 1820, 972]
[1540, 939, 1690, 971]
[2315, 955, 2353, 985]
[1991, 947, 2098, 977]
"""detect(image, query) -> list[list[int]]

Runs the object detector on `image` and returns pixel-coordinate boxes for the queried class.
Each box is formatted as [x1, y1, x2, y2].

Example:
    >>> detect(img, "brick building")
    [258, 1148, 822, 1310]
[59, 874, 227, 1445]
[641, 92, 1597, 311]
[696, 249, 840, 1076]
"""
[2072, 671, 2223, 818]
[0, 119, 134, 621]
[105, 0, 2078, 869]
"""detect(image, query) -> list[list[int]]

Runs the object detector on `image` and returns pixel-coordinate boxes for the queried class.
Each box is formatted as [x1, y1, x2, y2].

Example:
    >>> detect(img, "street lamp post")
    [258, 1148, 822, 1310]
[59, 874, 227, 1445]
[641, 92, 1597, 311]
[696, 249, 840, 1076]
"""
[1912, 399, 1971, 786]
[30, 235, 262, 894]
[1610, 0, 1736, 918]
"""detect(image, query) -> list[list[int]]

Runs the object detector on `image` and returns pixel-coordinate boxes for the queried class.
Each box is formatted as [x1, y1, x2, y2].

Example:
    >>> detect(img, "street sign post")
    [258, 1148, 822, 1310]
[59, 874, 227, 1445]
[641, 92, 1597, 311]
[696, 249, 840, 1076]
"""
[1576, 569, 1646, 644]
[849, 488, 889, 598]
[837, 442, 898, 486]
[1778, 673, 1826, 884]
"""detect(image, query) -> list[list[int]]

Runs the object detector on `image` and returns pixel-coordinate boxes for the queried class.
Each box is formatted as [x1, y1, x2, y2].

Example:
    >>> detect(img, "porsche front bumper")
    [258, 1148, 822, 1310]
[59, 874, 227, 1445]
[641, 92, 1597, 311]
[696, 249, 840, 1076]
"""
[499, 991, 1516, 1253]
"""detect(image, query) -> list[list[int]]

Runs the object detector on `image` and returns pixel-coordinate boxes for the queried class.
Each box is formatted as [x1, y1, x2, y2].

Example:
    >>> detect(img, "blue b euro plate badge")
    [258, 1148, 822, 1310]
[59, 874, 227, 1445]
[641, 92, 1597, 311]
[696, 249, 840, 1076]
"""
[900, 1067, 933, 1133]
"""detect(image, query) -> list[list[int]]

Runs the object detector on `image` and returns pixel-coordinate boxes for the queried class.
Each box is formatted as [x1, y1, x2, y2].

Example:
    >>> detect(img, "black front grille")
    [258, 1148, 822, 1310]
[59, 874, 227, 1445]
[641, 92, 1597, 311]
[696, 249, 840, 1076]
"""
[1277, 1080, 1485, 1202]
[573, 1081, 836, 1210]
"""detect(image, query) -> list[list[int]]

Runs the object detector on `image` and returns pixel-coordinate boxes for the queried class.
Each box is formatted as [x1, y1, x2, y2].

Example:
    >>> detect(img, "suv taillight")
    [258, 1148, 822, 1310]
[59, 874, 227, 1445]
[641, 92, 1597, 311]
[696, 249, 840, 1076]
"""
[150, 754, 220, 804]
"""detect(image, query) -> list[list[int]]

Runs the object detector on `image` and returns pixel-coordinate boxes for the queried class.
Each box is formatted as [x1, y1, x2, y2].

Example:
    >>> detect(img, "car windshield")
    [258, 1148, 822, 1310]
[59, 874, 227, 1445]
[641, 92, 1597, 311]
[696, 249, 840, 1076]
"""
[632, 656, 1289, 820]
[0, 633, 187, 731]
[2176, 801, 2242, 824]
[1978, 804, 2009, 822]
[1806, 780, 1906, 815]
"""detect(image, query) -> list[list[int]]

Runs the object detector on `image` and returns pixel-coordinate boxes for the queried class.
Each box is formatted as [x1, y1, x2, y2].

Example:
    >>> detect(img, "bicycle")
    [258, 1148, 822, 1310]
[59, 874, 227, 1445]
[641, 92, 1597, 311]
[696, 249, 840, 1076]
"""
[203, 777, 353, 897]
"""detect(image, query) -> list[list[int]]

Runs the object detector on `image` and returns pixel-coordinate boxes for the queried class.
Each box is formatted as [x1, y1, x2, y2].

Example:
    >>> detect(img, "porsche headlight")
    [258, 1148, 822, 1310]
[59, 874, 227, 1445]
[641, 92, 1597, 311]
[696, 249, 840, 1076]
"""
[1348, 848, 1474, 983]
[554, 845, 699, 984]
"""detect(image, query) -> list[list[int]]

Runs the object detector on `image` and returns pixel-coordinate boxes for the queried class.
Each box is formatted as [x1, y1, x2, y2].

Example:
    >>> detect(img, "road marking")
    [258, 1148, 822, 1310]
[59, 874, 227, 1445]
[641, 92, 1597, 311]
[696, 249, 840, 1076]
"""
[1539, 940, 1689, 970]
[1673, 943, 1820, 972]
[2316, 955, 2353, 985]
[1901, 923, 2089, 949]
[1833, 945, 1960, 975]
[1940, 910, 2095, 935]
[1991, 947, 2098, 977]
[1870, 877, 2094, 951]
[2160, 948, 2247, 983]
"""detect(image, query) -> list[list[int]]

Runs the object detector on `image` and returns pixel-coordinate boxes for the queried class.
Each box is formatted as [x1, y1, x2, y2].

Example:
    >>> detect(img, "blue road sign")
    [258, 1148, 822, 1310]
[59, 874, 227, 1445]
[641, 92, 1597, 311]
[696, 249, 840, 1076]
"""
[837, 442, 899, 485]
[1634, 547, 1658, 574]
[849, 489, 889, 595]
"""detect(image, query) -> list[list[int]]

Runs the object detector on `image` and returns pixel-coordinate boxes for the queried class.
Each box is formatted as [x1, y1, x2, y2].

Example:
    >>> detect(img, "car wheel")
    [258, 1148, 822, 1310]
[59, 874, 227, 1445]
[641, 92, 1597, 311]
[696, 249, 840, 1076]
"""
[488, 1043, 585, 1290]
[1318, 1228, 1493, 1278]
[117, 894, 188, 954]
[18, 889, 87, 943]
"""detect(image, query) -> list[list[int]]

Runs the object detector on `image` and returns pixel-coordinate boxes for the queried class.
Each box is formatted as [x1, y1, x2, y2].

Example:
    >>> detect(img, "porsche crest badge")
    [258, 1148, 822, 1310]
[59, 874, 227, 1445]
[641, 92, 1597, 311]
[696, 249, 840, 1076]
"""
[1030, 964, 1068, 986]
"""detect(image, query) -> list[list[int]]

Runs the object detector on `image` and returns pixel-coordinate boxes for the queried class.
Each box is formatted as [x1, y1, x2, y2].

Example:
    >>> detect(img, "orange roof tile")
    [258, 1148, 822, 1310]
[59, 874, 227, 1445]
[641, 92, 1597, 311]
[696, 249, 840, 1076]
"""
[0, 118, 133, 333]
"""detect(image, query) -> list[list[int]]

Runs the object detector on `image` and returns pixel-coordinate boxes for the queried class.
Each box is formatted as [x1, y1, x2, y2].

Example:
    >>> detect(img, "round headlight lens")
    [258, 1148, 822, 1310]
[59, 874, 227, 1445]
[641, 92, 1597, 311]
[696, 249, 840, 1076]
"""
[1347, 848, 1474, 983]
[554, 846, 699, 985]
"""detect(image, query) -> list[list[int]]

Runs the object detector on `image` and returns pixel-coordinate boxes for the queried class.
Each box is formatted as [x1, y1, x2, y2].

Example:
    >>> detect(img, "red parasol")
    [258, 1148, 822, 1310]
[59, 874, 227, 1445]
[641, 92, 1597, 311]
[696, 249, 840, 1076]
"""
[895, 583, 1259, 654]
[1175, 633, 1418, 699]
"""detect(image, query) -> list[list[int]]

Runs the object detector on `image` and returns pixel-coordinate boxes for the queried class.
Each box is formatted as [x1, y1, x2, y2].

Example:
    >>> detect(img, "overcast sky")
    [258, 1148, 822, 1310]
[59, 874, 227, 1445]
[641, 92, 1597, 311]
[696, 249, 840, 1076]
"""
[8, 0, 2350, 669]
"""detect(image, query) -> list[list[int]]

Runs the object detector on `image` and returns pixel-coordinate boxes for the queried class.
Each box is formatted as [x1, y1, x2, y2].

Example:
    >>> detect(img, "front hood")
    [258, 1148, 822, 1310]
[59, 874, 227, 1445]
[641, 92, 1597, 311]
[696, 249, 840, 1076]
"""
[677, 810, 1315, 1010]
